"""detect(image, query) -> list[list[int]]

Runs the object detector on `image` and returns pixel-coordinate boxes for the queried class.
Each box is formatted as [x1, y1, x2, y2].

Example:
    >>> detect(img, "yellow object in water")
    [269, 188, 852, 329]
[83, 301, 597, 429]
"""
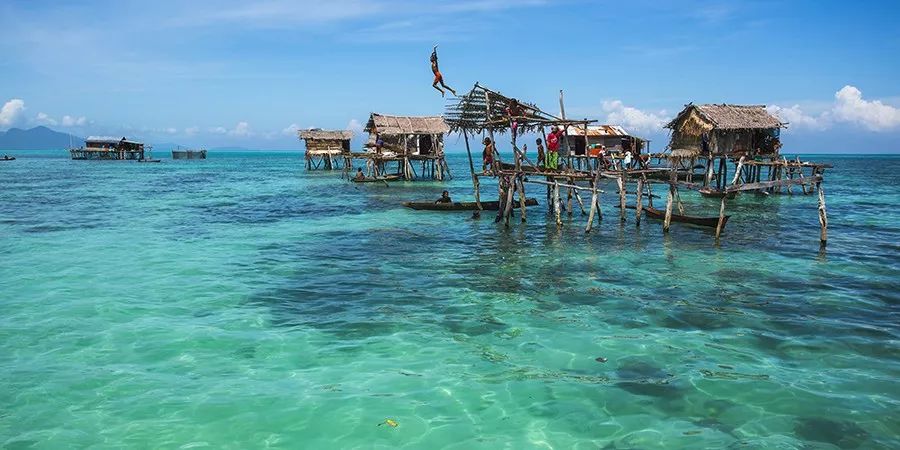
[380, 419, 398, 428]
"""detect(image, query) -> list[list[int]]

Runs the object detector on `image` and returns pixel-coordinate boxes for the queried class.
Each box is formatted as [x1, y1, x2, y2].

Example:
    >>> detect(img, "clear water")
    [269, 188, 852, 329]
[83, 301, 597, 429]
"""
[1, 151, 898, 449]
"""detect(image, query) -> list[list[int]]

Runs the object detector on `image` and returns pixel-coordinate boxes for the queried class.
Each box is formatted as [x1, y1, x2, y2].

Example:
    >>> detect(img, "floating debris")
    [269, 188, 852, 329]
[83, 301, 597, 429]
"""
[595, 357, 608, 363]
[378, 419, 399, 428]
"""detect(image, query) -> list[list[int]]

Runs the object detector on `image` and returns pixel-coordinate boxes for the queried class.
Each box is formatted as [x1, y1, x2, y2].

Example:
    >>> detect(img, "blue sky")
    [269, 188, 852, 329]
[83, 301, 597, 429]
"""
[1, 0, 899, 152]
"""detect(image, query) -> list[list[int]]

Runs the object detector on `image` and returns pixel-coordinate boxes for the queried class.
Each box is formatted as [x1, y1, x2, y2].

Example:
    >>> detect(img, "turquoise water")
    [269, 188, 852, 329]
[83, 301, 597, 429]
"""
[1, 151, 898, 449]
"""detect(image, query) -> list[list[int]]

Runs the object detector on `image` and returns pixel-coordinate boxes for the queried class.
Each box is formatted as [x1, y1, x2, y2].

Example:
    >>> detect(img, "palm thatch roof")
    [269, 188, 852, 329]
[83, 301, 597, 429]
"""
[445, 83, 593, 134]
[365, 113, 449, 136]
[568, 125, 631, 138]
[667, 103, 785, 131]
[298, 129, 353, 140]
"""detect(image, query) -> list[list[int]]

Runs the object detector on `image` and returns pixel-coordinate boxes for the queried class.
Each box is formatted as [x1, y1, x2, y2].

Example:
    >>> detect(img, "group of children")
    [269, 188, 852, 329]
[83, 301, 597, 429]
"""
[481, 126, 567, 173]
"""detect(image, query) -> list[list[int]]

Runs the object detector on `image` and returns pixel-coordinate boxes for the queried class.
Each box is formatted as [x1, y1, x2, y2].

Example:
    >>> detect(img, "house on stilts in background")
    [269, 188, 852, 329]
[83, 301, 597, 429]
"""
[344, 113, 451, 181]
[70, 137, 146, 160]
[299, 129, 353, 170]
[566, 125, 648, 171]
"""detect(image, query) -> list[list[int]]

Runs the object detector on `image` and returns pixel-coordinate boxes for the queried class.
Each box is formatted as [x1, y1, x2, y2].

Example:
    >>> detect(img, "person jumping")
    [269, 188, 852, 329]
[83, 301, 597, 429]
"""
[431, 45, 457, 97]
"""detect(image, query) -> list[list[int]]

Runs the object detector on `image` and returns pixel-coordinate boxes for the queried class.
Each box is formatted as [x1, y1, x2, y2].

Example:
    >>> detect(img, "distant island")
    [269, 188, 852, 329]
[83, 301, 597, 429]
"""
[0, 126, 82, 151]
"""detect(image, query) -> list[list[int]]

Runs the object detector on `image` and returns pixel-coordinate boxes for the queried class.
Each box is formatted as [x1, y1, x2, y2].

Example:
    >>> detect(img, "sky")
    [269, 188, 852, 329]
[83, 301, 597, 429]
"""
[1, 0, 899, 152]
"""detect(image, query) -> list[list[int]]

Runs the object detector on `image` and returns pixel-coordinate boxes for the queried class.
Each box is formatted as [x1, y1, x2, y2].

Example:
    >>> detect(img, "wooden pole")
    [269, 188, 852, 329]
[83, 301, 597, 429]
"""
[585, 168, 602, 233]
[553, 181, 562, 227]
[463, 130, 483, 217]
[664, 170, 675, 233]
[617, 170, 626, 222]
[817, 182, 828, 244]
[503, 176, 515, 227]
[518, 175, 528, 222]
[715, 196, 727, 240]
[635, 178, 644, 226]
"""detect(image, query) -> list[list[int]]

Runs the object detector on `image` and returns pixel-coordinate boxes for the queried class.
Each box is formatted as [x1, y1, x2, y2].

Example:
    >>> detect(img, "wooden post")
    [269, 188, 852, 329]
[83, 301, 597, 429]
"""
[817, 182, 828, 244]
[462, 130, 483, 217]
[503, 176, 515, 227]
[664, 170, 675, 233]
[797, 156, 809, 194]
[570, 177, 587, 215]
[553, 181, 562, 227]
[585, 168, 602, 233]
[518, 176, 528, 222]
[715, 196, 727, 240]
[617, 170, 626, 222]
[635, 178, 644, 226]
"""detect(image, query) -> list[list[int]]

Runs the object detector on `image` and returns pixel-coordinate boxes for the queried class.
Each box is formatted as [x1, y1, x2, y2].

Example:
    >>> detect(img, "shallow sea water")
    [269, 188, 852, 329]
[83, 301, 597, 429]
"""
[0, 151, 898, 449]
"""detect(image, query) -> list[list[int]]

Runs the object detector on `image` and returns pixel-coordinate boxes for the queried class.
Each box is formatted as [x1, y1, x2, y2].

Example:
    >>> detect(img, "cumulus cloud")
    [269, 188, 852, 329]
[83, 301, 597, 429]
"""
[61, 115, 87, 127]
[769, 85, 900, 132]
[0, 99, 26, 127]
[35, 112, 57, 126]
[282, 123, 301, 136]
[165, 127, 178, 134]
[184, 126, 200, 136]
[601, 100, 669, 133]
[832, 85, 900, 131]
[228, 121, 252, 137]
[766, 104, 826, 131]
[209, 126, 228, 134]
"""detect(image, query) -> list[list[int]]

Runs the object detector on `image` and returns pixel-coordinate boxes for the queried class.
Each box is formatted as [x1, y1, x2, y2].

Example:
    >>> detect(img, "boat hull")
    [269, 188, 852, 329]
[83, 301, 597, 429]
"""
[643, 206, 728, 228]
[172, 150, 207, 160]
[404, 198, 538, 211]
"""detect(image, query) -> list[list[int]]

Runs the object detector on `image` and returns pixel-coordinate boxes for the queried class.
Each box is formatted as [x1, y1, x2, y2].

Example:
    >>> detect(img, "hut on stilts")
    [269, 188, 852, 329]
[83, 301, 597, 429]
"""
[342, 113, 451, 181]
[662, 103, 832, 243]
[445, 83, 605, 228]
[299, 129, 353, 171]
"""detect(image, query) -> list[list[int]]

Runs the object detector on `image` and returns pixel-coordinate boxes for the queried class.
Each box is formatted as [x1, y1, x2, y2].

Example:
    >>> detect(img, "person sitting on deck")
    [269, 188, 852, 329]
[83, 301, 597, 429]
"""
[435, 190, 452, 204]
[482, 137, 495, 173]
[375, 135, 384, 154]
[430, 46, 457, 97]
[536, 138, 545, 168]
[546, 127, 564, 170]
[355, 168, 366, 180]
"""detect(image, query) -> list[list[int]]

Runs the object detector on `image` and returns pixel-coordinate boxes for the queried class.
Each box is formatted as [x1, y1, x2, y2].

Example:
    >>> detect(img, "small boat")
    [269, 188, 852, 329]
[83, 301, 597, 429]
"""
[0, 156, 15, 161]
[643, 206, 728, 228]
[172, 149, 207, 160]
[138, 158, 161, 163]
[404, 198, 538, 211]
[352, 174, 402, 183]
[699, 187, 737, 199]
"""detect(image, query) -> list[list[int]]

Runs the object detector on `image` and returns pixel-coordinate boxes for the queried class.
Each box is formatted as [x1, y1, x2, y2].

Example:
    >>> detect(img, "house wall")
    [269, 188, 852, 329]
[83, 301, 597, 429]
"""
[305, 139, 349, 154]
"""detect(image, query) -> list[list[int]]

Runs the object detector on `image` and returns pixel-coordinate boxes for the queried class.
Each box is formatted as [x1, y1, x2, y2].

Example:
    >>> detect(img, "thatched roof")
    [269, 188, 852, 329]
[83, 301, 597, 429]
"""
[445, 83, 593, 134]
[667, 104, 784, 131]
[365, 113, 449, 135]
[298, 129, 353, 140]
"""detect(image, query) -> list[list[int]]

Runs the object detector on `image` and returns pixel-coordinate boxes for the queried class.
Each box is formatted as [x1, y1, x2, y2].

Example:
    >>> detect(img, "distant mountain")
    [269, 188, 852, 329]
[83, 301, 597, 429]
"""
[0, 126, 82, 151]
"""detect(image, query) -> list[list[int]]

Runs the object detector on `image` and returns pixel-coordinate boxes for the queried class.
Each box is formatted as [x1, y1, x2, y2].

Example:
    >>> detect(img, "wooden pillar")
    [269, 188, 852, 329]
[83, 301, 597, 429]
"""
[617, 171, 626, 222]
[553, 181, 562, 227]
[503, 176, 515, 227]
[518, 176, 528, 222]
[817, 182, 828, 244]
[715, 196, 727, 240]
[664, 169, 675, 233]
[635, 178, 644, 226]
[463, 130, 483, 218]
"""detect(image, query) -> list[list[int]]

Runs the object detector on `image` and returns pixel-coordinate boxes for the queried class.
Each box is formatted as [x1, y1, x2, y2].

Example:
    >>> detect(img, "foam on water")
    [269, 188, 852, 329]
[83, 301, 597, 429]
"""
[1, 151, 898, 448]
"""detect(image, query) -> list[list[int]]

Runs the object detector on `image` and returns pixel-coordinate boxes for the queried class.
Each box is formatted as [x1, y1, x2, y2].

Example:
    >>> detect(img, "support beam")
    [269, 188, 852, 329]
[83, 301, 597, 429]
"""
[817, 182, 828, 244]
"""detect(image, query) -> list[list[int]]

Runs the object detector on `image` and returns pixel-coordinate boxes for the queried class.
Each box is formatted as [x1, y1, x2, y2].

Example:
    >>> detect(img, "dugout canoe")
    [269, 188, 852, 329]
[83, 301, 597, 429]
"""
[403, 198, 538, 211]
[643, 206, 728, 228]
[351, 174, 402, 183]
[699, 187, 737, 199]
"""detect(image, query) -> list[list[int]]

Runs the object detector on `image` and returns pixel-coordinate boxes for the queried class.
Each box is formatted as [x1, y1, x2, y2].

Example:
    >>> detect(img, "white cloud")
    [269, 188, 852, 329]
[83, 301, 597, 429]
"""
[770, 85, 900, 132]
[0, 99, 26, 127]
[347, 118, 364, 135]
[832, 85, 900, 131]
[228, 121, 252, 137]
[282, 123, 301, 136]
[767, 104, 827, 131]
[184, 126, 200, 136]
[61, 115, 87, 127]
[209, 126, 228, 134]
[601, 100, 669, 134]
[35, 112, 57, 126]
[165, 127, 178, 134]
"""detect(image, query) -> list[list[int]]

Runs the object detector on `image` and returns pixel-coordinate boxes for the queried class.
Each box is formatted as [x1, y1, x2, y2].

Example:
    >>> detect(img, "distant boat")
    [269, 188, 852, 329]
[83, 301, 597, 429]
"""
[1, 155, 15, 161]
[699, 187, 737, 199]
[352, 174, 403, 183]
[137, 158, 161, 163]
[172, 149, 207, 160]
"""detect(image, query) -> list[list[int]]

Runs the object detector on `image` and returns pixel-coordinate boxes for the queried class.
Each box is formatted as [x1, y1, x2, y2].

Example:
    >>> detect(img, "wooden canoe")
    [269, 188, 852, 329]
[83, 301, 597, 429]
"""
[643, 206, 729, 228]
[699, 187, 737, 199]
[0, 156, 15, 161]
[403, 198, 538, 211]
[352, 175, 402, 183]
[138, 159, 161, 163]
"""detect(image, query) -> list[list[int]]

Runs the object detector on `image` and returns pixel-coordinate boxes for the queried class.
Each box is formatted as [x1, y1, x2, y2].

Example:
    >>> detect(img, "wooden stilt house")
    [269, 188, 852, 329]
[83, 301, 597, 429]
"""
[299, 129, 353, 170]
[345, 113, 450, 181]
